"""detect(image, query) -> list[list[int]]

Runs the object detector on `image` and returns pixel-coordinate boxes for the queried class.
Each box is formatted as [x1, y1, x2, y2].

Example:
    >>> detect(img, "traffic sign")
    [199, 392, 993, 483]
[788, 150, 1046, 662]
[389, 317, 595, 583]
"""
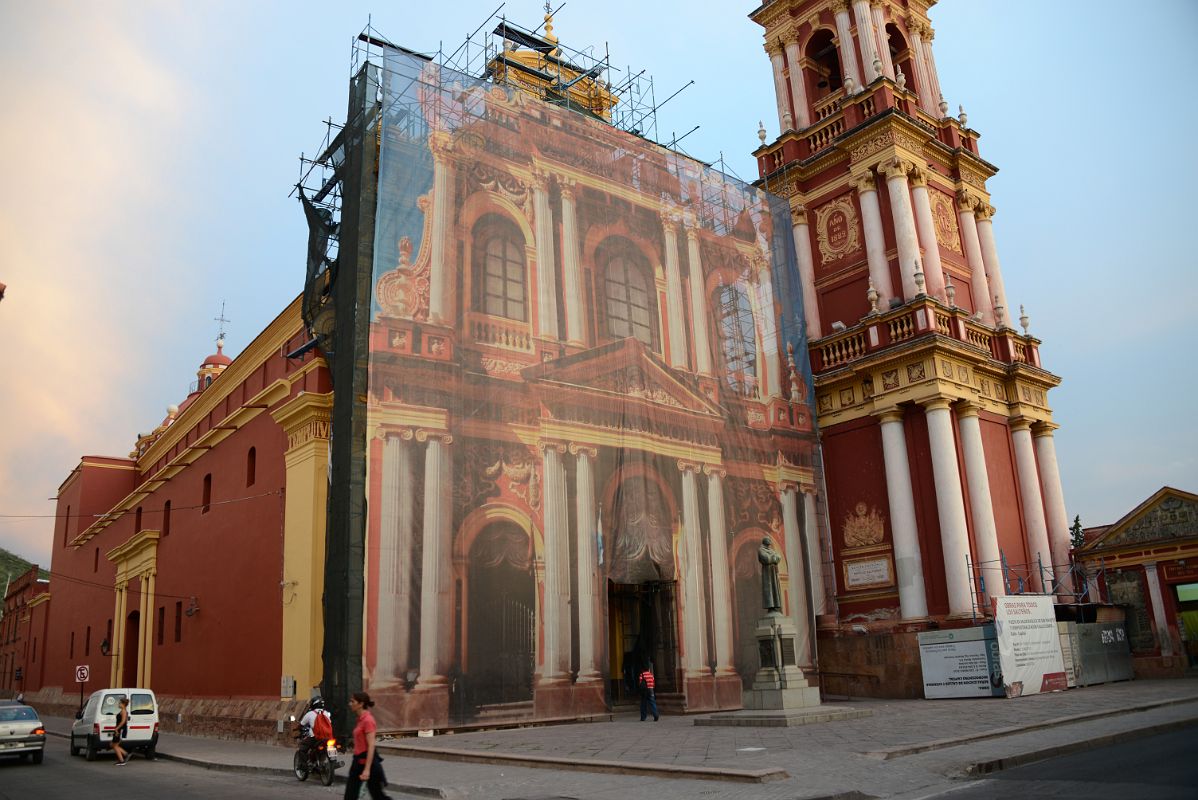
[75, 665, 90, 683]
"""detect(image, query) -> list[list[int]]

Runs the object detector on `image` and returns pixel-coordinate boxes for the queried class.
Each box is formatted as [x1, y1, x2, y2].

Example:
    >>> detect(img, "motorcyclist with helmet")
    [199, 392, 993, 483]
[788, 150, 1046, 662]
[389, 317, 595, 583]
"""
[297, 697, 332, 761]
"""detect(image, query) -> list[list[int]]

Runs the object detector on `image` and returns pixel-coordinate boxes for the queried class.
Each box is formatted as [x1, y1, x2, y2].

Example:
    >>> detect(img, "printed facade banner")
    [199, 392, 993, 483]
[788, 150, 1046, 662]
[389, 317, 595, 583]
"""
[992, 596, 1066, 698]
[357, 48, 822, 728]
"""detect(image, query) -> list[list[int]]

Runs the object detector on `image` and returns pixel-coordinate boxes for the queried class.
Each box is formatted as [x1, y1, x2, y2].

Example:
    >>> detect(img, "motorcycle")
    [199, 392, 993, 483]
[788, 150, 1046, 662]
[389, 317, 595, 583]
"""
[293, 735, 343, 786]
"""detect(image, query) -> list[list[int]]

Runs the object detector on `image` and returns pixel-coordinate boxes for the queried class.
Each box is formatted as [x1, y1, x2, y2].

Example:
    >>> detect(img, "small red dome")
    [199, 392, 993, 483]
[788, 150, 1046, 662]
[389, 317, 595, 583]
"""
[202, 339, 232, 368]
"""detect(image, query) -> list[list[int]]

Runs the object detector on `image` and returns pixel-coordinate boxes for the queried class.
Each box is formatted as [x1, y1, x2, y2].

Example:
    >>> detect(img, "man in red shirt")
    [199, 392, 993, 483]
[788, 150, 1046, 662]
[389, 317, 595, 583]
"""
[638, 663, 659, 721]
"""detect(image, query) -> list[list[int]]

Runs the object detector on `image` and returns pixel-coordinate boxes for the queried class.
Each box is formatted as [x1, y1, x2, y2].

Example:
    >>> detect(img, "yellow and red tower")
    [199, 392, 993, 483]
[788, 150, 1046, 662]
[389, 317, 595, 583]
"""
[750, 0, 1071, 696]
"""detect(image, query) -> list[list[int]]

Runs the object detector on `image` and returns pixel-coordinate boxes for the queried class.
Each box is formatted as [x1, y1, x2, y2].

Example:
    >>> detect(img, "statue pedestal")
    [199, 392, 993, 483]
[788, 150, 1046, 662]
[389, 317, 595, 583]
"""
[743, 612, 821, 710]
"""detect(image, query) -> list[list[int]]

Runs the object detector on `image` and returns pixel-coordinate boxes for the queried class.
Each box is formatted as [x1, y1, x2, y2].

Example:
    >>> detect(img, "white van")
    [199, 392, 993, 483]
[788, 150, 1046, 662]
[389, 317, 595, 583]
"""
[69, 688, 159, 761]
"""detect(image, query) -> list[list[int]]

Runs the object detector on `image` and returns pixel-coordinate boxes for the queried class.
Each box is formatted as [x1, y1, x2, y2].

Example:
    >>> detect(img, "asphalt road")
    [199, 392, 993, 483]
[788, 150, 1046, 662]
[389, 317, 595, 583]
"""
[0, 745, 356, 800]
[933, 728, 1198, 800]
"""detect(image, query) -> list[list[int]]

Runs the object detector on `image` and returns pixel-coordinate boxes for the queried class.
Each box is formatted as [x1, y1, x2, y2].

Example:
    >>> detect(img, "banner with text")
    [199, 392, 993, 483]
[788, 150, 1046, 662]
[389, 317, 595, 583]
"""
[993, 595, 1066, 697]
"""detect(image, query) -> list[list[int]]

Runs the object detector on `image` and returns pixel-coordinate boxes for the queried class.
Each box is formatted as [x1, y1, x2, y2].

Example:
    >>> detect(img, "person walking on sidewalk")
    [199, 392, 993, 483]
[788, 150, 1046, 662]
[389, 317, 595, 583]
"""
[638, 662, 659, 722]
[346, 691, 391, 800]
[111, 697, 130, 765]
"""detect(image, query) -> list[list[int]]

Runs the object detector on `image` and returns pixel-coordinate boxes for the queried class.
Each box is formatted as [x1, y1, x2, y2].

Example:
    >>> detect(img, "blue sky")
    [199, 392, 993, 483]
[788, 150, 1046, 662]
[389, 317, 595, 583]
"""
[1, 0, 1194, 567]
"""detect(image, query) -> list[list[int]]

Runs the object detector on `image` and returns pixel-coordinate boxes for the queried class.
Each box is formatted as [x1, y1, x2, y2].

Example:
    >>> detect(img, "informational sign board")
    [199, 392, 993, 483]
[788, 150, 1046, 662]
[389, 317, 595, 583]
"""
[992, 595, 1066, 697]
[917, 625, 1004, 699]
[75, 664, 90, 683]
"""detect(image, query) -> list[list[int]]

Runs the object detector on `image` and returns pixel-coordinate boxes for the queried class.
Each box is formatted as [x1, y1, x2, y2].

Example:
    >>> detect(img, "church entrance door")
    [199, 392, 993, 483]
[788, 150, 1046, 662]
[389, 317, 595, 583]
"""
[607, 581, 677, 705]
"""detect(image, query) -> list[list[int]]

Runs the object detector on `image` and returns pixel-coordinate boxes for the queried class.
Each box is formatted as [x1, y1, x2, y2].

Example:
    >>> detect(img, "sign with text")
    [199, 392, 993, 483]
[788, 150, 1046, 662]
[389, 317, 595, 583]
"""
[918, 626, 1003, 699]
[993, 596, 1066, 697]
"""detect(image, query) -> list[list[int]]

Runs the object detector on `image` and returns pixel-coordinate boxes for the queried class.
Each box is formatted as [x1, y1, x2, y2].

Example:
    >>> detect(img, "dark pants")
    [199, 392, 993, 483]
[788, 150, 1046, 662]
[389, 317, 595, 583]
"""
[640, 689, 658, 721]
[345, 752, 390, 800]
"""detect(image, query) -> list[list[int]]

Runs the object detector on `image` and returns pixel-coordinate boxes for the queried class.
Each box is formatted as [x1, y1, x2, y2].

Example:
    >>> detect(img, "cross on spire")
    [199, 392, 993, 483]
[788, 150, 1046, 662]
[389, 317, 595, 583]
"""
[214, 301, 230, 345]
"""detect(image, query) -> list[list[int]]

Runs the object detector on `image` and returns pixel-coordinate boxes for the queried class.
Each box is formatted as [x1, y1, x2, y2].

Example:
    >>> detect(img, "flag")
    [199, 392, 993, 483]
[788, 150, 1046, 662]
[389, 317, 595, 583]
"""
[596, 505, 604, 567]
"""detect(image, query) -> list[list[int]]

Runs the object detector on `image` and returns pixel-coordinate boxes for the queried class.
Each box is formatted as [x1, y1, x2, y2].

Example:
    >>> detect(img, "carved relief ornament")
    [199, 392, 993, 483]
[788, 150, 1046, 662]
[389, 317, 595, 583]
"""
[848, 128, 925, 163]
[814, 195, 862, 263]
[931, 190, 963, 254]
[843, 502, 885, 548]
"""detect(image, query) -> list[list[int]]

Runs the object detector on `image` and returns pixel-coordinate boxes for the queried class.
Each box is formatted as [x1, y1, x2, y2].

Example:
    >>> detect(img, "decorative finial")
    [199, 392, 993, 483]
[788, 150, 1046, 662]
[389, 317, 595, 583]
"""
[873, 57, 883, 78]
[543, 2, 558, 54]
[1019, 304, 1030, 336]
[866, 277, 880, 314]
[992, 298, 1005, 327]
[844, 75, 857, 95]
[938, 93, 948, 117]
[786, 342, 803, 403]
[958, 104, 968, 127]
[757, 120, 767, 144]
[944, 273, 956, 308]
[913, 261, 926, 296]
[895, 67, 907, 90]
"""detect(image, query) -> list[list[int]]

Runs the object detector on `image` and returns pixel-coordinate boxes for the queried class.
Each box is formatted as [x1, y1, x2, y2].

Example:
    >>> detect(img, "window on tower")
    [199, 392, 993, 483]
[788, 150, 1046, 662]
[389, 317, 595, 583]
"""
[805, 28, 843, 103]
[600, 241, 658, 351]
[473, 215, 527, 321]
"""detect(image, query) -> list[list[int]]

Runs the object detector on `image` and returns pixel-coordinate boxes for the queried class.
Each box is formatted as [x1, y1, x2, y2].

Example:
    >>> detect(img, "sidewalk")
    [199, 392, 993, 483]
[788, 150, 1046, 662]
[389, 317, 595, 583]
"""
[42, 678, 1198, 800]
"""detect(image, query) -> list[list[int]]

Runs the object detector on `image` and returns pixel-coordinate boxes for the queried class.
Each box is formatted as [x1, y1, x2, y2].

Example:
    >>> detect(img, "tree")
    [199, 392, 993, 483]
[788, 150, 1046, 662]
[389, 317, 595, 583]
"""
[1069, 515, 1085, 550]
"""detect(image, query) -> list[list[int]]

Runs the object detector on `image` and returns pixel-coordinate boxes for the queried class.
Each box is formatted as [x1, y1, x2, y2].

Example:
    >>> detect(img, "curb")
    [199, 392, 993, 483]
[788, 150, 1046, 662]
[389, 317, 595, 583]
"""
[864, 693, 1198, 760]
[381, 742, 790, 784]
[965, 715, 1198, 776]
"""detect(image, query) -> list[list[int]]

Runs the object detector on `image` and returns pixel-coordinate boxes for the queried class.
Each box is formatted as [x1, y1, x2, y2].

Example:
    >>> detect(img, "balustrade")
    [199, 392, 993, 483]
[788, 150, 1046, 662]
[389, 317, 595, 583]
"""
[813, 90, 844, 121]
[887, 313, 915, 343]
[820, 330, 867, 368]
[934, 311, 952, 336]
[467, 312, 533, 352]
[807, 113, 846, 155]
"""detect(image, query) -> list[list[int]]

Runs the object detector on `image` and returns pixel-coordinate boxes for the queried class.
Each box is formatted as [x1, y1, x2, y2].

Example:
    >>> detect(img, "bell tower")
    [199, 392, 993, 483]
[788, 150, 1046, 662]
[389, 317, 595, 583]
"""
[750, 0, 1073, 697]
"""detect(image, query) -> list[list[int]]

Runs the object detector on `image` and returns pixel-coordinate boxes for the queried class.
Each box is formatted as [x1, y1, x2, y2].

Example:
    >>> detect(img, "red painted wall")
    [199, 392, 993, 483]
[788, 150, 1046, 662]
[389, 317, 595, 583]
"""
[979, 412, 1030, 588]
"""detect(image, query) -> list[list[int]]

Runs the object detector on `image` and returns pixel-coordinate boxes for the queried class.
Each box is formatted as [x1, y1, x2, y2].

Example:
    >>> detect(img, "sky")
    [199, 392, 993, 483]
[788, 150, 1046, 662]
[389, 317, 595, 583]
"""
[1, 0, 1195, 568]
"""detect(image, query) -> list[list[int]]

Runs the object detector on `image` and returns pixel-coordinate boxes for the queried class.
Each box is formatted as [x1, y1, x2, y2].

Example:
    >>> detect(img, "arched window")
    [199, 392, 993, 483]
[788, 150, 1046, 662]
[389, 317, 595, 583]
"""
[246, 447, 256, 487]
[887, 25, 918, 97]
[602, 244, 658, 349]
[473, 215, 527, 321]
[715, 284, 758, 395]
[805, 29, 843, 105]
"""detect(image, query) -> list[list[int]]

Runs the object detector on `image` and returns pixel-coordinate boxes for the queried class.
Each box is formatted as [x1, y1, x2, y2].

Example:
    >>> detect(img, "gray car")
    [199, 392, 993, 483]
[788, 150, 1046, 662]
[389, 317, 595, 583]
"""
[0, 703, 46, 764]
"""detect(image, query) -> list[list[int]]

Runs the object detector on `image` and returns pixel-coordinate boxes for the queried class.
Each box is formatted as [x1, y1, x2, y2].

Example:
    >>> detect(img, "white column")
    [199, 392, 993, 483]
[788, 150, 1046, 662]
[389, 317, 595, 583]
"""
[705, 468, 735, 674]
[781, 485, 813, 668]
[957, 404, 1004, 601]
[871, 1, 895, 80]
[573, 446, 601, 681]
[906, 20, 936, 114]
[909, 168, 946, 299]
[802, 488, 828, 616]
[957, 192, 994, 325]
[974, 205, 1011, 326]
[560, 180, 586, 346]
[679, 464, 708, 674]
[853, 0, 880, 82]
[416, 433, 453, 687]
[833, 2, 864, 91]
[924, 399, 974, 616]
[428, 135, 456, 324]
[1144, 564, 1174, 657]
[1033, 424, 1072, 598]
[531, 171, 560, 340]
[1010, 419, 1054, 594]
[855, 173, 896, 306]
[783, 40, 811, 128]
[768, 45, 794, 131]
[877, 409, 929, 618]
[923, 27, 944, 111]
[540, 443, 569, 680]
[376, 433, 414, 683]
[685, 224, 714, 374]
[881, 158, 921, 300]
[661, 214, 689, 369]
[756, 269, 783, 398]
[791, 208, 823, 338]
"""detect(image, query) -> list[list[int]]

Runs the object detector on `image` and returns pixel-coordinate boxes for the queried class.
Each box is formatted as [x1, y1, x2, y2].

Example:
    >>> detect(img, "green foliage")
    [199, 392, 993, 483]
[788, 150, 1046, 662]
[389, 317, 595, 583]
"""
[0, 546, 34, 591]
[1069, 515, 1085, 550]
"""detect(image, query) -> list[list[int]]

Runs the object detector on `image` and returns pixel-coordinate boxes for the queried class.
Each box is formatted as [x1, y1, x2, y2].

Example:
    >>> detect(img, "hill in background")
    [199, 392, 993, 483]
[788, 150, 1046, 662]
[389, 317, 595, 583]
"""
[1, 546, 34, 589]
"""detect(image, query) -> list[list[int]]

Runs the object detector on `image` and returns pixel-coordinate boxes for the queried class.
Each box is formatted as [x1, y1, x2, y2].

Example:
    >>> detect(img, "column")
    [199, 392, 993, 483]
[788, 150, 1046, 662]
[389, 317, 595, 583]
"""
[572, 445, 601, 681]
[923, 27, 944, 111]
[801, 488, 828, 616]
[705, 468, 735, 674]
[1144, 564, 1174, 656]
[679, 463, 708, 674]
[137, 570, 156, 686]
[539, 443, 570, 681]
[782, 39, 811, 129]
[756, 266, 783, 398]
[871, 1, 895, 80]
[852, 0, 880, 82]
[957, 403, 1004, 600]
[560, 180, 586, 346]
[832, 1, 864, 91]
[685, 224, 714, 374]
[881, 158, 921, 300]
[974, 204, 1011, 326]
[957, 191, 994, 325]
[111, 581, 127, 686]
[428, 133, 456, 324]
[781, 485, 813, 668]
[909, 167, 946, 299]
[416, 432, 453, 687]
[661, 213, 689, 369]
[876, 409, 929, 618]
[1033, 423, 1072, 597]
[923, 400, 974, 616]
[790, 207, 823, 338]
[531, 170, 560, 340]
[767, 44, 794, 132]
[376, 432, 414, 684]
[855, 173, 896, 306]
[906, 18, 936, 114]
[1010, 418, 1054, 593]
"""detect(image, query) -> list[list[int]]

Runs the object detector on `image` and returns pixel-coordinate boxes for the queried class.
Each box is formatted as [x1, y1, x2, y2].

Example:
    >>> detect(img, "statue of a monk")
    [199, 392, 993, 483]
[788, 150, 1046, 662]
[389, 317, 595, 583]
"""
[758, 536, 782, 612]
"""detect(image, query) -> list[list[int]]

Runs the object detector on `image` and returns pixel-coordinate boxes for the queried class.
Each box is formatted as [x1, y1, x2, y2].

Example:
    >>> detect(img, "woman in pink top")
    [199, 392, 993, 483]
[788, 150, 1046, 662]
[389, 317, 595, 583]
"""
[346, 692, 391, 800]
